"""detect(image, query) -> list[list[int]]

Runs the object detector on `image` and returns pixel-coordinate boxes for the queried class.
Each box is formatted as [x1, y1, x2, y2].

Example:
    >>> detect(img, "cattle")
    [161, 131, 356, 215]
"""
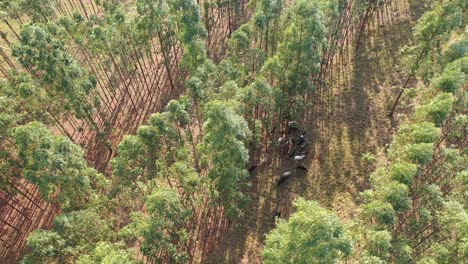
[272, 210, 282, 220]
[287, 138, 296, 157]
[294, 155, 306, 161]
[297, 135, 306, 145]
[248, 164, 258, 172]
[278, 137, 286, 145]
[278, 171, 292, 185]
[288, 121, 298, 127]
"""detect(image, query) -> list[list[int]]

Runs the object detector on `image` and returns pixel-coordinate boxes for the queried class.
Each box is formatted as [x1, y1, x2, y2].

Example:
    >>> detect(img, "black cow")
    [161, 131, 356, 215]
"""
[278, 172, 291, 185]
[297, 135, 306, 145]
[272, 210, 282, 220]
[248, 164, 258, 172]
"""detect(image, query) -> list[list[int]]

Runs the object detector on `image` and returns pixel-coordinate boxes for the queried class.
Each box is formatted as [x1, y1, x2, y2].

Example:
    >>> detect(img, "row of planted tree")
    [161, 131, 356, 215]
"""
[0, 0, 370, 262]
[263, 0, 467, 263]
[0, 0, 249, 170]
[2, 0, 465, 263]
[3, 0, 246, 261]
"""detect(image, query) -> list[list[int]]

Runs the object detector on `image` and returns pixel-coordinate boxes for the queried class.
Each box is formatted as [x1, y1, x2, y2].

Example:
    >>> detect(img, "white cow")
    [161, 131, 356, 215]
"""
[278, 137, 286, 145]
[294, 155, 306, 161]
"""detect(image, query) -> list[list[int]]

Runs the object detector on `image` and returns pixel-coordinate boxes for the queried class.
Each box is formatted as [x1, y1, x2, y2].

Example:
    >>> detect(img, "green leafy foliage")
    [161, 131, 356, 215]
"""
[202, 100, 250, 218]
[388, 162, 419, 185]
[23, 209, 114, 263]
[263, 198, 353, 264]
[14, 122, 106, 211]
[415, 93, 455, 126]
[261, 0, 326, 118]
[77, 242, 141, 264]
[362, 200, 396, 226]
[22, 230, 65, 263]
[122, 188, 191, 263]
[13, 23, 98, 122]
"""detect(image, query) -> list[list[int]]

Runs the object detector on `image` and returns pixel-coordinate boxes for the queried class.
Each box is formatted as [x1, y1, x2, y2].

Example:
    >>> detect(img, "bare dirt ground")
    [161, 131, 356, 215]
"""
[203, 0, 428, 263]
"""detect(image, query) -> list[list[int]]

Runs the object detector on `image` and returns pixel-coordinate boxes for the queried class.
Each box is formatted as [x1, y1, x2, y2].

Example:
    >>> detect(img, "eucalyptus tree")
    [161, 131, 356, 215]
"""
[19, 0, 56, 23]
[165, 97, 201, 170]
[13, 122, 107, 211]
[0, 70, 79, 138]
[355, 25, 466, 262]
[261, 0, 326, 120]
[171, 0, 208, 75]
[56, 14, 128, 127]
[0, 1, 24, 42]
[121, 188, 192, 263]
[263, 197, 353, 264]
[317, 0, 347, 36]
[20, 230, 65, 264]
[81, 9, 142, 116]
[222, 0, 284, 134]
[0, 75, 59, 214]
[76, 242, 141, 264]
[201, 99, 250, 218]
[186, 60, 217, 131]
[432, 58, 465, 93]
[237, 76, 274, 157]
[136, 0, 177, 89]
[12, 23, 100, 131]
[111, 106, 193, 209]
[111, 135, 150, 192]
[253, 0, 284, 56]
[225, 0, 284, 80]
[111, 123, 163, 198]
[22, 208, 114, 263]
[389, 0, 465, 116]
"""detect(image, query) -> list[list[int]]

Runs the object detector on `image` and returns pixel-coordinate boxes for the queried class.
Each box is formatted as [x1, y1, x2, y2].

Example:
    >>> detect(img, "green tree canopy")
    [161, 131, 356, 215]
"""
[14, 122, 107, 211]
[263, 197, 353, 264]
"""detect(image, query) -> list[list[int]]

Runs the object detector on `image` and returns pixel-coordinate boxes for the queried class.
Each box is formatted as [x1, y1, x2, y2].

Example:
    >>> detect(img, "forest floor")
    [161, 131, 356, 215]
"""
[204, 0, 429, 263]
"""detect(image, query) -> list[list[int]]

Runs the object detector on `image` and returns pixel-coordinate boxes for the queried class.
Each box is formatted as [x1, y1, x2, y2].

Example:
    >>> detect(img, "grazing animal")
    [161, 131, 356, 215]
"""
[248, 164, 258, 172]
[278, 176, 289, 185]
[287, 138, 296, 157]
[297, 135, 306, 145]
[278, 137, 286, 145]
[297, 165, 309, 172]
[299, 150, 310, 156]
[294, 155, 306, 161]
[278, 171, 292, 185]
[272, 211, 282, 220]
